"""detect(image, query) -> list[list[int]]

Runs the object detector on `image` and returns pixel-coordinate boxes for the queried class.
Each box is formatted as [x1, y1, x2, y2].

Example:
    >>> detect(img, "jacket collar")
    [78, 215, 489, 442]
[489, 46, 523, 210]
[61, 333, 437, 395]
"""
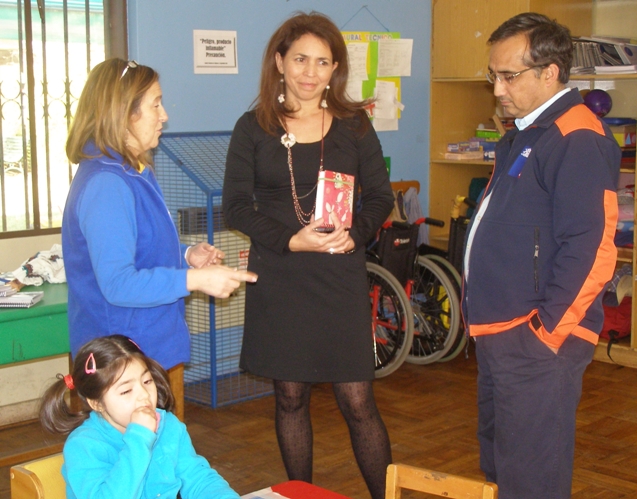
[528, 87, 584, 130]
[81, 141, 128, 166]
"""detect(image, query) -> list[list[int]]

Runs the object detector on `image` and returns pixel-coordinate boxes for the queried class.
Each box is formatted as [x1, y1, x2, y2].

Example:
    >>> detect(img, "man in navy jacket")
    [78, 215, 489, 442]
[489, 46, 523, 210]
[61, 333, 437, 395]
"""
[463, 12, 621, 499]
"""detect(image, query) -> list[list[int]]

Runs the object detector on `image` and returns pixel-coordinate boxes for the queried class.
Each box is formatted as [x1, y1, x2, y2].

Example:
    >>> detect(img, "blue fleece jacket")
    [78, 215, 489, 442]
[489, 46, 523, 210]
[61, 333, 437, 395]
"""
[62, 143, 191, 368]
[62, 410, 239, 499]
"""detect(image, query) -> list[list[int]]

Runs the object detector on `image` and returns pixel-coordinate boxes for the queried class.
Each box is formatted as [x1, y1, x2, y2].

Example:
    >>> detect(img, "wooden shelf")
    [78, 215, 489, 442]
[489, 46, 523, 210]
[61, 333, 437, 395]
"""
[432, 77, 493, 83]
[570, 73, 637, 80]
[617, 247, 633, 263]
[432, 159, 495, 167]
[430, 0, 637, 368]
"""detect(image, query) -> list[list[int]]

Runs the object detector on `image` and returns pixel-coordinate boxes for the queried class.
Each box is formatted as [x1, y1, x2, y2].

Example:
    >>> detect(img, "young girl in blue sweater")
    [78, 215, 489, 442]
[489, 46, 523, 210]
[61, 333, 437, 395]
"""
[40, 334, 240, 499]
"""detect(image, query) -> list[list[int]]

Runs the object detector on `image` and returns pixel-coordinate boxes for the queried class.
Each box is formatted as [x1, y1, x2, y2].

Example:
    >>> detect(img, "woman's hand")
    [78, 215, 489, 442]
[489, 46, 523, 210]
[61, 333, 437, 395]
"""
[288, 213, 356, 254]
[187, 265, 258, 298]
[186, 242, 225, 268]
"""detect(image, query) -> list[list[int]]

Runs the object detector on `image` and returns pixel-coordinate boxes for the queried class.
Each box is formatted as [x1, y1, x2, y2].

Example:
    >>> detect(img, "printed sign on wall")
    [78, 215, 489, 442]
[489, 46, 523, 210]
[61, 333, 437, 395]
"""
[194, 30, 238, 74]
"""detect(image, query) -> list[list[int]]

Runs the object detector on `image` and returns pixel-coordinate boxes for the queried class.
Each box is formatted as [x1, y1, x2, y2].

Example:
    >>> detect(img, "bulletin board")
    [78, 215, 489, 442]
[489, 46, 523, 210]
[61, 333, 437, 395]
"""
[342, 31, 411, 131]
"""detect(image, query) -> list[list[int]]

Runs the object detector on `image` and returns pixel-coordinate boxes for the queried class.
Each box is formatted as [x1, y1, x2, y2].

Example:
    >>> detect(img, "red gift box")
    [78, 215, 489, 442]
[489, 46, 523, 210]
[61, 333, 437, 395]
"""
[314, 170, 355, 230]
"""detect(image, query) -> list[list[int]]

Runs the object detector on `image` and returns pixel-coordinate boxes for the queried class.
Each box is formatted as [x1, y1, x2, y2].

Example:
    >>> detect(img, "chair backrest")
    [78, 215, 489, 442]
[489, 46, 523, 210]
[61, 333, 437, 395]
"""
[385, 463, 498, 499]
[10, 453, 66, 499]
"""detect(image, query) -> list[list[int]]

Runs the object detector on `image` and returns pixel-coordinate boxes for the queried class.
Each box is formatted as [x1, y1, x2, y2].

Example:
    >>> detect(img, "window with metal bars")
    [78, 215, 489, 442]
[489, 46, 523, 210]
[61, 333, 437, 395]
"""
[0, 0, 126, 238]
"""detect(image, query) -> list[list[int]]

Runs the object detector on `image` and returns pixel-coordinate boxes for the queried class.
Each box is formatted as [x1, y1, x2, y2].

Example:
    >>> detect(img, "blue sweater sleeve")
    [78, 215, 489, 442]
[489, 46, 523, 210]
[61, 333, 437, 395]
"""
[78, 171, 189, 307]
[174, 420, 240, 499]
[63, 423, 156, 499]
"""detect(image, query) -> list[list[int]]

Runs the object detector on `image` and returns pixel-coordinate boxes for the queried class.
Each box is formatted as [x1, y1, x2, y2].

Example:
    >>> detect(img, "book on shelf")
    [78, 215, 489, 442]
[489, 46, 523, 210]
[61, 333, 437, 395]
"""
[444, 151, 485, 161]
[0, 291, 44, 308]
[314, 170, 355, 231]
[475, 128, 501, 139]
[588, 35, 637, 46]
[586, 37, 637, 64]
[621, 145, 636, 169]
[572, 37, 637, 74]
[447, 140, 480, 153]
[622, 146, 636, 159]
[594, 64, 637, 74]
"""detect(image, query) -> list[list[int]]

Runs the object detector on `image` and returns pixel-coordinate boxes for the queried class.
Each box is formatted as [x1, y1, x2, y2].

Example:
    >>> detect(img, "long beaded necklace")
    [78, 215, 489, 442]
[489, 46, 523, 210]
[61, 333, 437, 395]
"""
[281, 108, 325, 226]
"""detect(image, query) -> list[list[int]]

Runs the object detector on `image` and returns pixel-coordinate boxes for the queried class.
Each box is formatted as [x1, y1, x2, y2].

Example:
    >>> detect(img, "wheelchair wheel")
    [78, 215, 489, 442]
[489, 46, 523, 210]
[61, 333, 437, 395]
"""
[407, 256, 460, 365]
[422, 254, 467, 363]
[366, 262, 414, 378]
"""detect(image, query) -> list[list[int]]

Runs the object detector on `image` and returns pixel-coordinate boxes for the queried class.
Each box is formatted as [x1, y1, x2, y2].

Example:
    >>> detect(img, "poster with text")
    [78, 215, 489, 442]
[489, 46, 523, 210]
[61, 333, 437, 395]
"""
[342, 31, 408, 130]
[194, 30, 238, 74]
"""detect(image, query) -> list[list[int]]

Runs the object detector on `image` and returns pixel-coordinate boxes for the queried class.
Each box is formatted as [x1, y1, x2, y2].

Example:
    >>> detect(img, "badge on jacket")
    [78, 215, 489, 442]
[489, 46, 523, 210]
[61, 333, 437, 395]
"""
[508, 147, 532, 178]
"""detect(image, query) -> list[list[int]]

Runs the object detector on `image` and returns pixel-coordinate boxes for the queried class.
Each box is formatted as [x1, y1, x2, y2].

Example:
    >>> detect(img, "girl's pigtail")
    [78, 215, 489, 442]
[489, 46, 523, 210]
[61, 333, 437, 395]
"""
[39, 375, 89, 435]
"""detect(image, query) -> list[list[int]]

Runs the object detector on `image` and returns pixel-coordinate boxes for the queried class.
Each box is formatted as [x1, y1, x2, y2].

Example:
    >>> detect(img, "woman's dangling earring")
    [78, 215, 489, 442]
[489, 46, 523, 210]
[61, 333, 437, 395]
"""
[278, 76, 285, 104]
[321, 84, 330, 109]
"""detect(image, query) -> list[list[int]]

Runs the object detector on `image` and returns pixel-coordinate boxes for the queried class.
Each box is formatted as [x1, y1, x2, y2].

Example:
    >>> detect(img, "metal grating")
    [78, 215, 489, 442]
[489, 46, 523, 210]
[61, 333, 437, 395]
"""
[155, 132, 273, 407]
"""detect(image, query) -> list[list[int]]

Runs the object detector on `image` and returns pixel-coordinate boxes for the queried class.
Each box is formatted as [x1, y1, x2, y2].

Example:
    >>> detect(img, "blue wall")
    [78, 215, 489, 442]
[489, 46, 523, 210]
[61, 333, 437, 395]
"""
[128, 0, 431, 206]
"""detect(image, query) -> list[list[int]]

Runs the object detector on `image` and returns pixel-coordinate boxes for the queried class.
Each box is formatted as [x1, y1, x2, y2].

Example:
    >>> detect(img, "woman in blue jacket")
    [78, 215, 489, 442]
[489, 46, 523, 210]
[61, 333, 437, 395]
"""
[62, 59, 257, 417]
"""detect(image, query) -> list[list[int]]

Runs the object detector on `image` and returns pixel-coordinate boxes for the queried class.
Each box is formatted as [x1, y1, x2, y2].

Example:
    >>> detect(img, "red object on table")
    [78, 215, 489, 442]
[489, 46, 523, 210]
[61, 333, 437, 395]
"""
[272, 480, 351, 499]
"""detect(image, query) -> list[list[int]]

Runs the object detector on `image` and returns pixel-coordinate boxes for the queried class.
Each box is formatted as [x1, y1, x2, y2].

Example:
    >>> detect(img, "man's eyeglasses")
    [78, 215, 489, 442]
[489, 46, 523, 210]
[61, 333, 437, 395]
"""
[120, 60, 139, 80]
[486, 66, 542, 85]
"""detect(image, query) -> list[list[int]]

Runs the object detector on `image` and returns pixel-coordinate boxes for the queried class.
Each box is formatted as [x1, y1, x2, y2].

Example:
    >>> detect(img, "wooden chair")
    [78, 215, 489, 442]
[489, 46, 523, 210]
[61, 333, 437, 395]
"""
[390, 180, 420, 194]
[10, 453, 66, 499]
[385, 463, 498, 499]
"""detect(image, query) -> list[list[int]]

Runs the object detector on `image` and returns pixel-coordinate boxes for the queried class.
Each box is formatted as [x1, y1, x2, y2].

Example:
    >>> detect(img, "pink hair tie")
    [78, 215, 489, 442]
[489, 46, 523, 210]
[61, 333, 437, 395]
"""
[85, 352, 97, 374]
[63, 374, 75, 390]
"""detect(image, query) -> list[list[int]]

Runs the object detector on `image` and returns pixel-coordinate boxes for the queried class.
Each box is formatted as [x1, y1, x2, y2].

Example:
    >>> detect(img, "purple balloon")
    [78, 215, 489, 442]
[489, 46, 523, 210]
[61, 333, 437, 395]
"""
[583, 89, 612, 117]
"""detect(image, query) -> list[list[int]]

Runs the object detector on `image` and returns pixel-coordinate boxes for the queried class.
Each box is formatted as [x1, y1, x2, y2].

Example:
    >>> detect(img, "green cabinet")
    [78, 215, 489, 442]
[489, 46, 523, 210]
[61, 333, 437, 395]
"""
[0, 283, 69, 366]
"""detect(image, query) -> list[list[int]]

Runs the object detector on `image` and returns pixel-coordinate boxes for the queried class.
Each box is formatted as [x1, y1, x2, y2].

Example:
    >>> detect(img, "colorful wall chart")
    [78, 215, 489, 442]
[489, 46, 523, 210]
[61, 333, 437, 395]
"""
[342, 31, 412, 131]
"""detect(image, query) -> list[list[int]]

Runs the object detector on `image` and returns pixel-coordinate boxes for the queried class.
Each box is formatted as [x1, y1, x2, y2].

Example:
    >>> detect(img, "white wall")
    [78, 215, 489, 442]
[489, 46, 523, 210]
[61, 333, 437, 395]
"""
[0, 234, 61, 273]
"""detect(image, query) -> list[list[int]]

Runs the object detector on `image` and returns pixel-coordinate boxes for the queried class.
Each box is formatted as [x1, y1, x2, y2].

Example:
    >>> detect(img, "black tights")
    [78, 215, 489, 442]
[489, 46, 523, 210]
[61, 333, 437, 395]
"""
[273, 380, 392, 499]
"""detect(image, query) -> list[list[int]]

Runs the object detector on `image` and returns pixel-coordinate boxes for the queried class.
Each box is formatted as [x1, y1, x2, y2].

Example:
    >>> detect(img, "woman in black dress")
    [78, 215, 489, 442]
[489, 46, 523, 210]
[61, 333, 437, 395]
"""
[223, 12, 394, 499]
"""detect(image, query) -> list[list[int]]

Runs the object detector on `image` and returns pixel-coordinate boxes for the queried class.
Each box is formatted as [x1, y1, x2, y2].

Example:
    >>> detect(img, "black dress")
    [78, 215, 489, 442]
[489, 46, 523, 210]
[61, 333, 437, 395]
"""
[223, 111, 393, 382]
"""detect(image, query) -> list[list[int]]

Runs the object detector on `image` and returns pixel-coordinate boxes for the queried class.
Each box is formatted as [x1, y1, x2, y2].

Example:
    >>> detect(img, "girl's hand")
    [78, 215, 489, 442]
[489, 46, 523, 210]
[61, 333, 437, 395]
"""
[130, 406, 158, 433]
[186, 242, 225, 268]
[288, 213, 355, 254]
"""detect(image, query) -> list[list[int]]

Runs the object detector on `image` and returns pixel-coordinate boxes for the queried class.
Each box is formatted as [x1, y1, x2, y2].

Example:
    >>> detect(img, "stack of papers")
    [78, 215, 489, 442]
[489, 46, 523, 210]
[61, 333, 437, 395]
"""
[0, 284, 18, 297]
[0, 291, 44, 308]
[594, 64, 637, 74]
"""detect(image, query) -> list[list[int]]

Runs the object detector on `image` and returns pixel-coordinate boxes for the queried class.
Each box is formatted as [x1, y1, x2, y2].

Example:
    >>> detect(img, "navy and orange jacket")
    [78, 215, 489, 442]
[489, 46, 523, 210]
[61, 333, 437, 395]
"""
[463, 88, 621, 349]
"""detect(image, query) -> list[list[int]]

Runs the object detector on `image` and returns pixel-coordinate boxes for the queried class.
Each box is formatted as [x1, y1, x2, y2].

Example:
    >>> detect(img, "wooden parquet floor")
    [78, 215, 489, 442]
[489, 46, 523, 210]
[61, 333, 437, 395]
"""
[2, 349, 637, 498]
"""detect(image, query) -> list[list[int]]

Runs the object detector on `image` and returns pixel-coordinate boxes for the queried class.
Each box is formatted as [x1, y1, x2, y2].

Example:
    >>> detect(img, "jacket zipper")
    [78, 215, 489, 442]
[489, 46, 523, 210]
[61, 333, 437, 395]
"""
[534, 227, 539, 292]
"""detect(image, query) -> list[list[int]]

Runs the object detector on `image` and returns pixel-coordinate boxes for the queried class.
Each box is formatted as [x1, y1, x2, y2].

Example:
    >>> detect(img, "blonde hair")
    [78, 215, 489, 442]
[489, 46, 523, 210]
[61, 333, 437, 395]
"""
[66, 58, 160, 168]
